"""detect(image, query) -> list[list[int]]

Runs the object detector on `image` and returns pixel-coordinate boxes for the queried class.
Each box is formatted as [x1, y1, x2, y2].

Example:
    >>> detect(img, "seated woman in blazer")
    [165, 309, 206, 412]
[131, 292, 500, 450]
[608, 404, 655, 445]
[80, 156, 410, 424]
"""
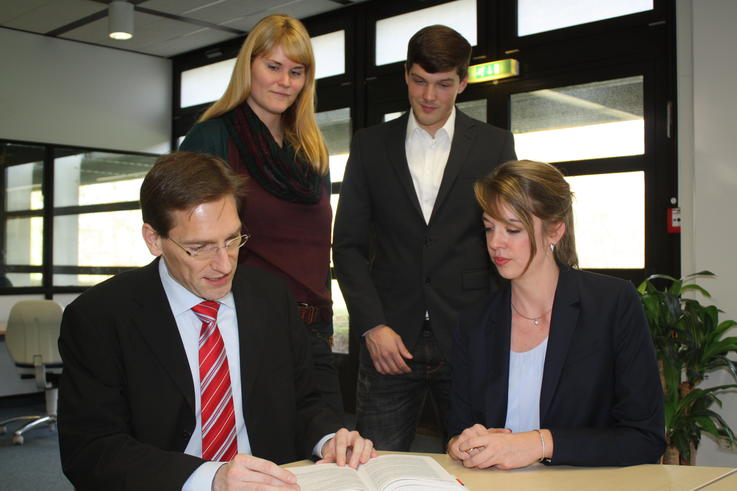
[447, 160, 665, 469]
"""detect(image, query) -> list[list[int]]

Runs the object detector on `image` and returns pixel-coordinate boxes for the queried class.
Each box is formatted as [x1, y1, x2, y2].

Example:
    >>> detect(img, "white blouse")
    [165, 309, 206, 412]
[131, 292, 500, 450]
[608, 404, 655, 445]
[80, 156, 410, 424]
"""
[504, 337, 549, 433]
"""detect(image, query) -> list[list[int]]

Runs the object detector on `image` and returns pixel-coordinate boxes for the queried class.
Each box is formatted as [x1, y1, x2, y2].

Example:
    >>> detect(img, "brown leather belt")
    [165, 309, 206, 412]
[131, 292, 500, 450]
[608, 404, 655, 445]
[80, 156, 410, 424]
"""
[297, 303, 321, 325]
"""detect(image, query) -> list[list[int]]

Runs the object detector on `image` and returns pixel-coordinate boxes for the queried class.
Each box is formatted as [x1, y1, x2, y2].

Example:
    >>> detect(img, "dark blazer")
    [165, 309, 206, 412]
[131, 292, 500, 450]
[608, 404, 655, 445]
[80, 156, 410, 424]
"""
[449, 265, 666, 466]
[333, 109, 516, 360]
[58, 259, 338, 491]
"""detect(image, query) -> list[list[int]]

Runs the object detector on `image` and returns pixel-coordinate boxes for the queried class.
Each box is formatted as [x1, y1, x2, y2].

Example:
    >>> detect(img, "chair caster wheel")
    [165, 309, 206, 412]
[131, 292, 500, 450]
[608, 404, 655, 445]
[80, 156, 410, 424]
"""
[12, 434, 24, 445]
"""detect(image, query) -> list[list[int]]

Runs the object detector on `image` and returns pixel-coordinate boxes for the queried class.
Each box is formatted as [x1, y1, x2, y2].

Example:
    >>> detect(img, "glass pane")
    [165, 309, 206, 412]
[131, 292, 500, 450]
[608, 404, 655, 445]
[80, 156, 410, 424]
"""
[330, 193, 340, 268]
[457, 99, 486, 123]
[5, 217, 43, 266]
[1, 142, 45, 208]
[376, 0, 477, 66]
[54, 151, 156, 207]
[511, 76, 643, 163]
[53, 273, 114, 288]
[331, 278, 349, 354]
[180, 58, 236, 108]
[5, 162, 44, 212]
[567, 171, 644, 269]
[313, 30, 345, 79]
[317, 108, 351, 183]
[53, 211, 152, 268]
[518, 0, 653, 36]
[3, 272, 42, 288]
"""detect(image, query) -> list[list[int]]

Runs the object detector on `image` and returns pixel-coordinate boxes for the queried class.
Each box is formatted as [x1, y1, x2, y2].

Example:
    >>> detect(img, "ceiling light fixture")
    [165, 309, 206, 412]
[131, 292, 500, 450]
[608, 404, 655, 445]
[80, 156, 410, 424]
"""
[109, 1, 134, 40]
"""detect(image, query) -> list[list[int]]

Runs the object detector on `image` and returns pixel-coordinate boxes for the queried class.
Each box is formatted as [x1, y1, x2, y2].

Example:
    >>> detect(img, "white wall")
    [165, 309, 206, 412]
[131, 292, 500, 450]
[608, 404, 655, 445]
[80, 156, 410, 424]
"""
[0, 28, 171, 154]
[0, 29, 171, 396]
[678, 0, 737, 467]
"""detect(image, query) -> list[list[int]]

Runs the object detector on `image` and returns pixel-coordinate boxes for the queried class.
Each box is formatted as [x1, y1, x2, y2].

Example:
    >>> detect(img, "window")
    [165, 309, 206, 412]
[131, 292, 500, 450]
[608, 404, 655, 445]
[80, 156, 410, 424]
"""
[52, 150, 155, 287]
[457, 99, 486, 123]
[511, 76, 644, 163]
[518, 0, 653, 36]
[1, 140, 158, 294]
[509, 75, 647, 270]
[567, 171, 645, 269]
[180, 58, 236, 109]
[2, 142, 45, 288]
[312, 30, 346, 80]
[316, 107, 351, 353]
[375, 0, 477, 66]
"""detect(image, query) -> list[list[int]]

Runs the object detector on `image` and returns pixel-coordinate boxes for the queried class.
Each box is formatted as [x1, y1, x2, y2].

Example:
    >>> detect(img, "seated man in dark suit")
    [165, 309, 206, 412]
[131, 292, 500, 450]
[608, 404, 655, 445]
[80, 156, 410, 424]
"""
[58, 152, 374, 491]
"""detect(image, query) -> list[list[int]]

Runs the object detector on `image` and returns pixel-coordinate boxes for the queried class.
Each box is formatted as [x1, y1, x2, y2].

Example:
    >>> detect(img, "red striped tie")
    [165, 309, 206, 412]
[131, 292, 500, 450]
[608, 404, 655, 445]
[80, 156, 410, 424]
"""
[192, 301, 237, 462]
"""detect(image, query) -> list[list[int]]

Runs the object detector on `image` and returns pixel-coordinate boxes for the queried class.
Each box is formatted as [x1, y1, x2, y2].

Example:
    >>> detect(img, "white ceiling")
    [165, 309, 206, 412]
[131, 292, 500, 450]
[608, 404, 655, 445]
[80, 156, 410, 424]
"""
[0, 0, 366, 57]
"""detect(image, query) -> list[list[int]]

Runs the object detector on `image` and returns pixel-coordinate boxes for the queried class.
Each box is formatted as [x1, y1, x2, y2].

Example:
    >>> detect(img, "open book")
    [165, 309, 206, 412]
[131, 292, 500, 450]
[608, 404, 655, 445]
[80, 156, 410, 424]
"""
[289, 454, 465, 491]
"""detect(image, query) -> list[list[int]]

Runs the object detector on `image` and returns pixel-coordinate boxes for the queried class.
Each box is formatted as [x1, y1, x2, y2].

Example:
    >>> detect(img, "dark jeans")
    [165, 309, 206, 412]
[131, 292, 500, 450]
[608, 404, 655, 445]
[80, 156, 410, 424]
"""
[307, 322, 344, 423]
[356, 328, 451, 451]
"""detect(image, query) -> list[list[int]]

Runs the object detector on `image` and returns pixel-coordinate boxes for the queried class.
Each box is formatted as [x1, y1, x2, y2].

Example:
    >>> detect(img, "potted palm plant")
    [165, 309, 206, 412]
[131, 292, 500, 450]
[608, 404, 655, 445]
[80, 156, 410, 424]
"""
[637, 271, 737, 464]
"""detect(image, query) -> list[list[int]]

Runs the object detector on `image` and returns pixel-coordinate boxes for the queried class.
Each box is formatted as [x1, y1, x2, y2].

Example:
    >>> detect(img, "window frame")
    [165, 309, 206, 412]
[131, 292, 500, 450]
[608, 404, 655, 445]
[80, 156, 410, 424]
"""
[0, 138, 158, 297]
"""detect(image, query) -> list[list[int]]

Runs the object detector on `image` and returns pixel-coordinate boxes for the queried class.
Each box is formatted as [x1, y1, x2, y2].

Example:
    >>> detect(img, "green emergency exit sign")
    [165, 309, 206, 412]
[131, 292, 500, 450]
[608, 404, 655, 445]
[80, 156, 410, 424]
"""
[468, 59, 519, 83]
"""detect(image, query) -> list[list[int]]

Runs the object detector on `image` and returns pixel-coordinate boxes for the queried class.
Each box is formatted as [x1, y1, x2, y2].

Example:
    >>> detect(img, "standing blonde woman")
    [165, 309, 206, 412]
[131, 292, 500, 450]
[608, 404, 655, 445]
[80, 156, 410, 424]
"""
[447, 160, 665, 468]
[180, 14, 342, 416]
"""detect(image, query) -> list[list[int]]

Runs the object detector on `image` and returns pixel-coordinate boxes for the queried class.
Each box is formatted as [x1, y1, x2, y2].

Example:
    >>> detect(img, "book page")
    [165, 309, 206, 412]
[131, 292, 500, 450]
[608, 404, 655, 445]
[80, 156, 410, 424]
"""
[358, 455, 461, 491]
[290, 463, 375, 491]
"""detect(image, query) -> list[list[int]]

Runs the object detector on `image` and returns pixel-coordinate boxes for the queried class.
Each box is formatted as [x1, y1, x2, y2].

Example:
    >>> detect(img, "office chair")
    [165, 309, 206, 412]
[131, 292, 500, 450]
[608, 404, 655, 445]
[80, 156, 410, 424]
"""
[0, 299, 64, 445]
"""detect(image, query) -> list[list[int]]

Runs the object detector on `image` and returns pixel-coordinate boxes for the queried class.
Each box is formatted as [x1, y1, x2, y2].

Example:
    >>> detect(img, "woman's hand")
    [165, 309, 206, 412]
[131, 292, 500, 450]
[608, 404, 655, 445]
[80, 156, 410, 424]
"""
[447, 424, 511, 461]
[450, 426, 551, 470]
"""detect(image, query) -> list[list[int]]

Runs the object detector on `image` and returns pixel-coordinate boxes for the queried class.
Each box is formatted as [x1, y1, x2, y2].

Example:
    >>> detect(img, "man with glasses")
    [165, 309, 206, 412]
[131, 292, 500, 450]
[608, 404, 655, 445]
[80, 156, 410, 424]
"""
[58, 152, 374, 490]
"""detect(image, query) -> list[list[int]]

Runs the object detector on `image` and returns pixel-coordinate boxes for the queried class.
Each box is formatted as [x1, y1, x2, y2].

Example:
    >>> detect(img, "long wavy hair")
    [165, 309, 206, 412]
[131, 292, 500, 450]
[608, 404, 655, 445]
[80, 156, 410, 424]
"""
[474, 160, 578, 272]
[199, 14, 328, 175]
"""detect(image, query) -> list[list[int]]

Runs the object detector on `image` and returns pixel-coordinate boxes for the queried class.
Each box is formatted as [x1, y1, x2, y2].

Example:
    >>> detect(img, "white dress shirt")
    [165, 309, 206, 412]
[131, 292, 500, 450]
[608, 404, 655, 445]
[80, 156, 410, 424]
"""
[405, 107, 456, 224]
[158, 259, 332, 490]
[158, 259, 251, 490]
[504, 337, 548, 434]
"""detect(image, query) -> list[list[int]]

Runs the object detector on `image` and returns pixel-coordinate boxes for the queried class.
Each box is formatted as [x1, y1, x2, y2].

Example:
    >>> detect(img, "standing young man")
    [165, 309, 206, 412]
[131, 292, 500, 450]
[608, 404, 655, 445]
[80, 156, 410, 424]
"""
[333, 25, 516, 450]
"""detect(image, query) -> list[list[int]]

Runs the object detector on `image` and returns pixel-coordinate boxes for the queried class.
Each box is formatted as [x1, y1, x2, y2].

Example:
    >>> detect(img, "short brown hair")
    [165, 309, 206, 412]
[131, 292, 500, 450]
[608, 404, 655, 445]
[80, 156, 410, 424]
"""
[474, 160, 578, 272]
[140, 152, 246, 237]
[406, 25, 472, 80]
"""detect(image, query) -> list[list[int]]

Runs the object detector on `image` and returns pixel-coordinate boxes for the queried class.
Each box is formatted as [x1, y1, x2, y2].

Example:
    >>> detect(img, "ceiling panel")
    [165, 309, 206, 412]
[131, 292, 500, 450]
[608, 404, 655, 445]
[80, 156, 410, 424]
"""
[0, 0, 366, 57]
[2, 0, 103, 33]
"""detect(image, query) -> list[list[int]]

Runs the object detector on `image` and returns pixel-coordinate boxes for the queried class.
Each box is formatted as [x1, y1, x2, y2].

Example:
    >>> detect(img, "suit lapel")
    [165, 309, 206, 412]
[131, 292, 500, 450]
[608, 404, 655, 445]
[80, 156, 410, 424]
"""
[231, 268, 264, 406]
[386, 113, 425, 222]
[430, 110, 475, 224]
[486, 285, 512, 428]
[539, 265, 580, 421]
[131, 259, 196, 413]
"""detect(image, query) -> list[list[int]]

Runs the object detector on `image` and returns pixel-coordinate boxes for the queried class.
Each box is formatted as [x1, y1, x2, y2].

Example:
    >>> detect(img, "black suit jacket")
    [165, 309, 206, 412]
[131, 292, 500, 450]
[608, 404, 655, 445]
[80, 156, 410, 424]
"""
[449, 265, 666, 466]
[58, 259, 338, 490]
[333, 110, 516, 359]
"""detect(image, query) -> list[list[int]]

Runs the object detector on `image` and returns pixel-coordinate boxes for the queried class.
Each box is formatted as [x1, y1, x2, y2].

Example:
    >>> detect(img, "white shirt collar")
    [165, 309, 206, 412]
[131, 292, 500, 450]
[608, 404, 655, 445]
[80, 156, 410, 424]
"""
[406, 105, 456, 142]
[158, 257, 235, 316]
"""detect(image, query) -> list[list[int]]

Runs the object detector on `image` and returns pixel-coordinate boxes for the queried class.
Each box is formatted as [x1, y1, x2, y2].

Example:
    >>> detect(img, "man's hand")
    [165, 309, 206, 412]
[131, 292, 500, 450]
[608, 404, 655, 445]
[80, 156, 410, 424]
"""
[318, 428, 377, 469]
[365, 325, 413, 374]
[212, 454, 299, 490]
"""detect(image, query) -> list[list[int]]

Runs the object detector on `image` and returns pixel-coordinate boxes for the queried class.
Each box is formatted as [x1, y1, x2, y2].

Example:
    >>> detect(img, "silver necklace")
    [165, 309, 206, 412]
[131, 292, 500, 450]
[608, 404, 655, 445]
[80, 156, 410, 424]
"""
[511, 302, 552, 326]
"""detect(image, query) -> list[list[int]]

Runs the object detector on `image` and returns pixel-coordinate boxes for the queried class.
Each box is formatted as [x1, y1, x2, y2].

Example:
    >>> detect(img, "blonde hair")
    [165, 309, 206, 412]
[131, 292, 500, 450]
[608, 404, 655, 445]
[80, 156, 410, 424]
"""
[199, 14, 328, 175]
[474, 160, 578, 272]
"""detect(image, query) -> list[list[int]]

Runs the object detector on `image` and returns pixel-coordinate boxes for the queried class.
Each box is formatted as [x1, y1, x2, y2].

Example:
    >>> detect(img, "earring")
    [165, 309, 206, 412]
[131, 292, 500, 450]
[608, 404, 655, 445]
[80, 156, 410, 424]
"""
[550, 243, 556, 252]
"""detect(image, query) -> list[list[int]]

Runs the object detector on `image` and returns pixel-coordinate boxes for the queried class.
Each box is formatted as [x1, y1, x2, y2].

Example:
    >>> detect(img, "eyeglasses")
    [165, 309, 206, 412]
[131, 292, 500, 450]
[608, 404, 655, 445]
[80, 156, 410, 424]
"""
[167, 233, 251, 259]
